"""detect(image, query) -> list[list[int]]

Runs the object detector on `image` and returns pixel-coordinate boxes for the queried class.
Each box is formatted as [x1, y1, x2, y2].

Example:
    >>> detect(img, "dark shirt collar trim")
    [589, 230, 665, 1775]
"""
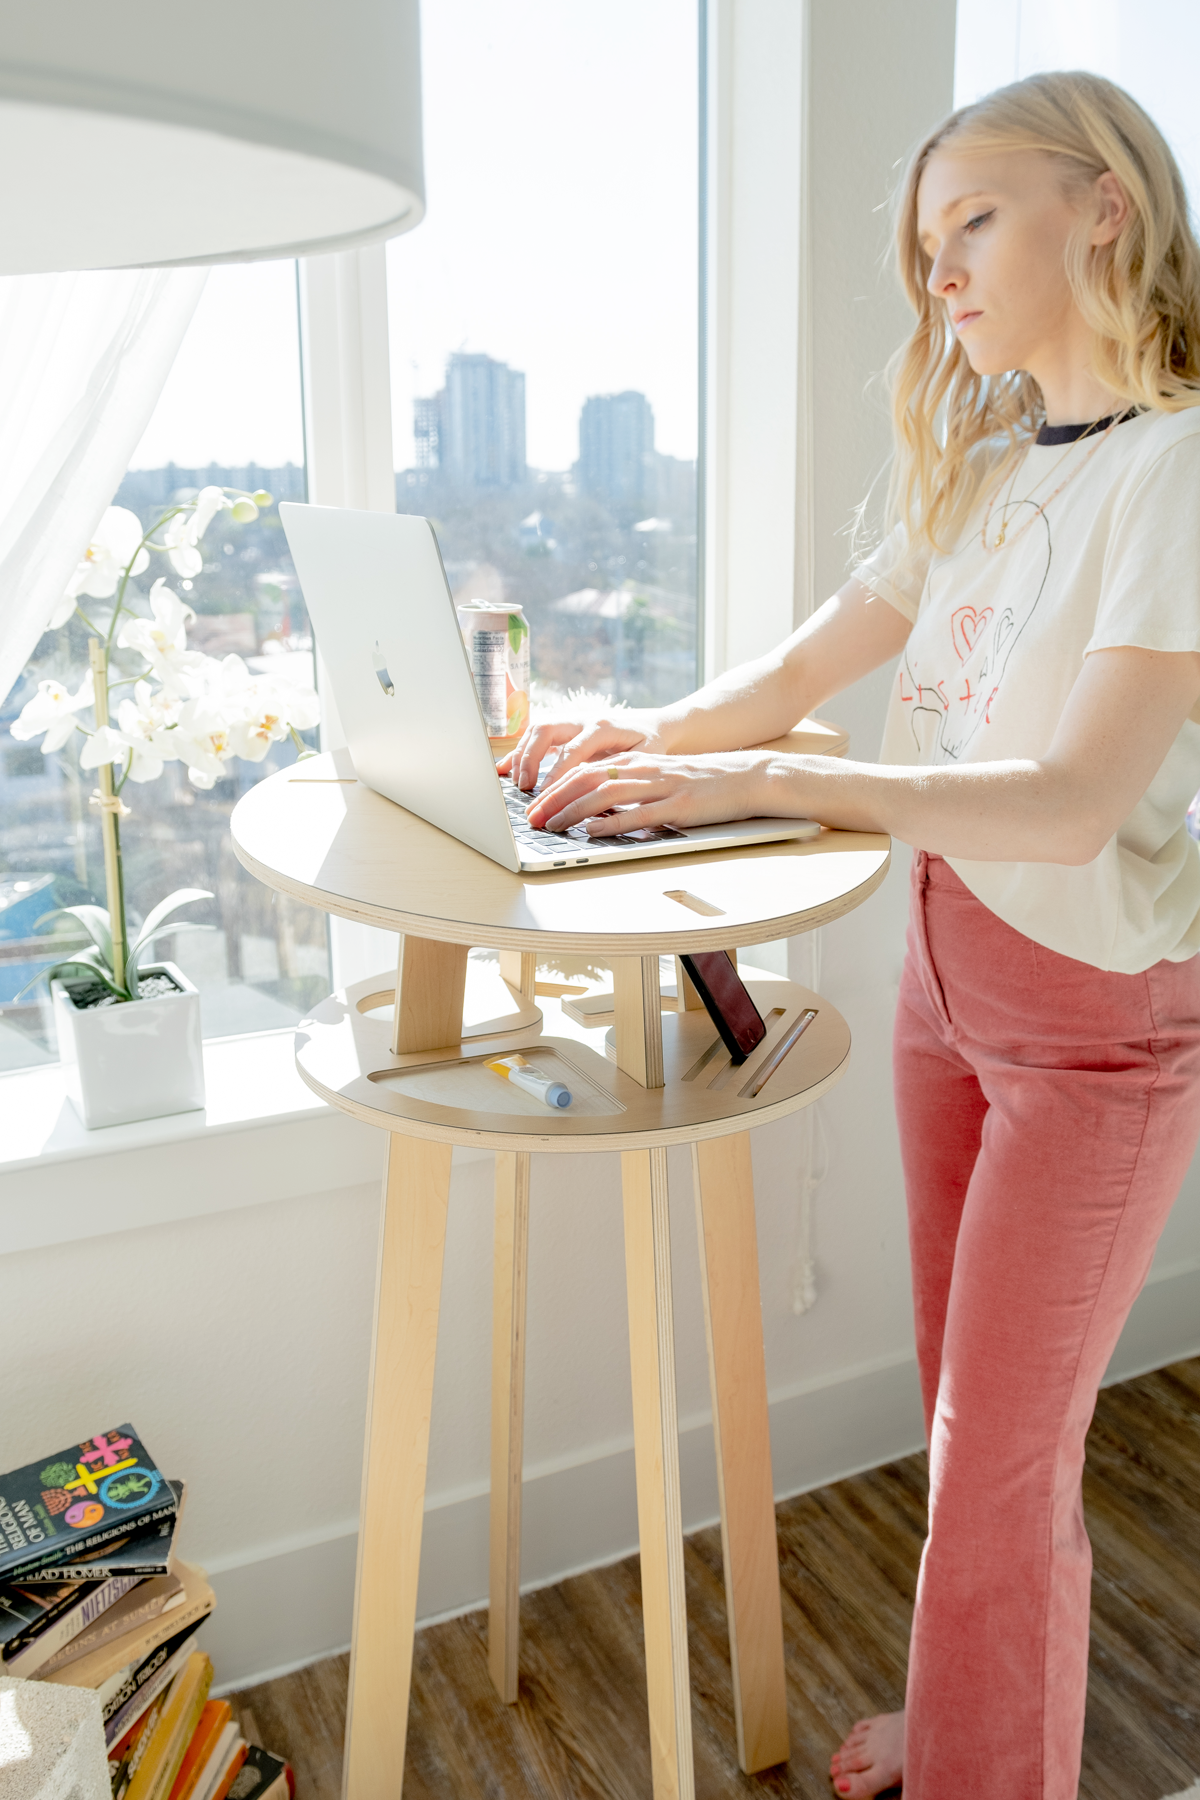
[1035, 408, 1139, 446]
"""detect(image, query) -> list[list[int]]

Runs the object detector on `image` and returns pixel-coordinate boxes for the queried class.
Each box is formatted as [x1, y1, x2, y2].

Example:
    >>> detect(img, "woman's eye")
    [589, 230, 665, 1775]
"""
[964, 210, 994, 235]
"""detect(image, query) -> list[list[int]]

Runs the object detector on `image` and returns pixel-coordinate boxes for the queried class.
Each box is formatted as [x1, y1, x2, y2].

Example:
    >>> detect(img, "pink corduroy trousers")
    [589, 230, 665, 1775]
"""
[893, 851, 1200, 1800]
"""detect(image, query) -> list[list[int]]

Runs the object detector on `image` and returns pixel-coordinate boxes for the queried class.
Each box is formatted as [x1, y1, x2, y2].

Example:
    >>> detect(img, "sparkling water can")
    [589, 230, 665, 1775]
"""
[456, 600, 530, 741]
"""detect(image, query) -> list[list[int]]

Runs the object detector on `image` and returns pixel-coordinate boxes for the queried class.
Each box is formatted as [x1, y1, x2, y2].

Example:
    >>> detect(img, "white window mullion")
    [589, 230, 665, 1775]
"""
[298, 244, 399, 992]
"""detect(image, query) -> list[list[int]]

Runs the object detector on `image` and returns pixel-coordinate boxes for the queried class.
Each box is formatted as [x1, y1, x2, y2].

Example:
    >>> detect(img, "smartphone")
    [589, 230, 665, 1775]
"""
[678, 952, 766, 1064]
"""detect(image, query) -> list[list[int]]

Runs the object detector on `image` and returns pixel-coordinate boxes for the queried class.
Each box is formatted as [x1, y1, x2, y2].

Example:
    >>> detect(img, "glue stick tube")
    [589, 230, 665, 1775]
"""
[485, 1052, 572, 1109]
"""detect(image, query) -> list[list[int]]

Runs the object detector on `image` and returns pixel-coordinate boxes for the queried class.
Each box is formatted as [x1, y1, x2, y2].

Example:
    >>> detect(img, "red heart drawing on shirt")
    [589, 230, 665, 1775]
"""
[951, 605, 993, 662]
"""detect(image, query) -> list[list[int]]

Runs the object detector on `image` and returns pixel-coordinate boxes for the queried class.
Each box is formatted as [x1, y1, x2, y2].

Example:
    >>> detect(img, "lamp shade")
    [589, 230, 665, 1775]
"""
[0, 0, 424, 273]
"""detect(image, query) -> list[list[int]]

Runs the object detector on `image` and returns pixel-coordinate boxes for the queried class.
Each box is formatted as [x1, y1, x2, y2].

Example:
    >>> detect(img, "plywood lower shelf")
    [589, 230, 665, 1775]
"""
[295, 969, 850, 1150]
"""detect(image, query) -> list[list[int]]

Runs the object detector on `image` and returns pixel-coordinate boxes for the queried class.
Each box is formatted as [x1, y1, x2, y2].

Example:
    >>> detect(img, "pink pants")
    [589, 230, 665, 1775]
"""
[894, 852, 1200, 1800]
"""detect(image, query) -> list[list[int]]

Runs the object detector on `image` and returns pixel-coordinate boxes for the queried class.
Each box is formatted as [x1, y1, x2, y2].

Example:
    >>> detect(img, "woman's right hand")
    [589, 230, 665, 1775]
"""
[498, 708, 669, 792]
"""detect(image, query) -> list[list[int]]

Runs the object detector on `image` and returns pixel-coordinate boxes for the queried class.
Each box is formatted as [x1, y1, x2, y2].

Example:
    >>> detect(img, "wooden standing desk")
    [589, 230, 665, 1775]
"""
[230, 721, 887, 1800]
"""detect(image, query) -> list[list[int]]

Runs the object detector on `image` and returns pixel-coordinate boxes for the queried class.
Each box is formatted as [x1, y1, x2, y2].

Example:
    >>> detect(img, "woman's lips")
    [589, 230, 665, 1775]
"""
[953, 310, 983, 330]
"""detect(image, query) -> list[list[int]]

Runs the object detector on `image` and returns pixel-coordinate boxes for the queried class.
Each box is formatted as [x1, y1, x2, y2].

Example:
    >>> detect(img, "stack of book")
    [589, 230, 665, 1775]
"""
[0, 1426, 294, 1800]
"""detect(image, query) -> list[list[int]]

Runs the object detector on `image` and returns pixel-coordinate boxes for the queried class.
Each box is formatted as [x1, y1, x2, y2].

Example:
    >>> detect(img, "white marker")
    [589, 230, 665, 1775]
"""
[485, 1052, 572, 1109]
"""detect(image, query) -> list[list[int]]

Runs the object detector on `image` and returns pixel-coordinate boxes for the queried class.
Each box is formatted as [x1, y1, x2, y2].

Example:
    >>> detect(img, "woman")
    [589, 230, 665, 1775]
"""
[503, 71, 1200, 1800]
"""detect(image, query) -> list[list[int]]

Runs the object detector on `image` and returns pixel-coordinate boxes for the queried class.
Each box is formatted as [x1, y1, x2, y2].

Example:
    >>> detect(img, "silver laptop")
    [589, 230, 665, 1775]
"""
[280, 503, 819, 874]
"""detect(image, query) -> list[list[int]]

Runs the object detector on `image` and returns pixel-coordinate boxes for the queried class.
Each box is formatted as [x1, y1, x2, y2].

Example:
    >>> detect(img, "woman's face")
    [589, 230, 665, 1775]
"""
[916, 147, 1118, 382]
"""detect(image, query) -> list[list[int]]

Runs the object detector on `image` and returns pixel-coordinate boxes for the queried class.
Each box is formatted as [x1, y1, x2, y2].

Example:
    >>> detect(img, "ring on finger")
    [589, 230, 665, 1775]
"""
[607, 767, 622, 780]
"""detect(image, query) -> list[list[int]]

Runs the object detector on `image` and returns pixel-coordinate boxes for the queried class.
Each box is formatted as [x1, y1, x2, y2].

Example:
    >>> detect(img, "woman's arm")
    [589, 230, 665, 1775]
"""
[526, 644, 1200, 865]
[502, 577, 910, 789]
[652, 577, 913, 751]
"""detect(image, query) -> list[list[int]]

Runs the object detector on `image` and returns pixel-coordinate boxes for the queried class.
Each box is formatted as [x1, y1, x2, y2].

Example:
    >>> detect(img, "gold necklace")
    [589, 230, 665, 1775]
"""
[980, 413, 1122, 553]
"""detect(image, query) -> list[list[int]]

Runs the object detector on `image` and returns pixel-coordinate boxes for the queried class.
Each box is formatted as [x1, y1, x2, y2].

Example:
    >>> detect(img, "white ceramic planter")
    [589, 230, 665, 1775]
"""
[52, 961, 205, 1129]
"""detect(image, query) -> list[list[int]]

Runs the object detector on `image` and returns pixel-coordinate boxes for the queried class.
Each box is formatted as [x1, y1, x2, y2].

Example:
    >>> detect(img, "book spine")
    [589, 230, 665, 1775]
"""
[137, 1660, 212, 1800]
[3, 1496, 177, 1581]
[206, 1744, 247, 1800]
[35, 1586, 174, 1677]
[19, 1554, 171, 1582]
[113, 1694, 168, 1800]
[105, 1633, 198, 1747]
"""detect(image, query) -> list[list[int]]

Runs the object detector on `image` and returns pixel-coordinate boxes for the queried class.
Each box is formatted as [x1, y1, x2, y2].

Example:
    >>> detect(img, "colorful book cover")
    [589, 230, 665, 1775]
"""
[0, 1426, 173, 1580]
[18, 1480, 182, 1581]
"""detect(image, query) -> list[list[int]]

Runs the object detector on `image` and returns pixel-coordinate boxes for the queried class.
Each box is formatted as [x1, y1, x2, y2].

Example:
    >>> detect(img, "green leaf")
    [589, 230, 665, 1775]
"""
[35, 904, 113, 970]
[128, 889, 213, 961]
[507, 613, 528, 655]
[15, 947, 127, 1002]
[126, 920, 214, 992]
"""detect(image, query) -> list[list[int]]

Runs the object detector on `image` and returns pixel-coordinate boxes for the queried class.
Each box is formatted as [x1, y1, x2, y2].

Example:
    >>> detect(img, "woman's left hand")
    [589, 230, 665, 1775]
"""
[525, 749, 784, 835]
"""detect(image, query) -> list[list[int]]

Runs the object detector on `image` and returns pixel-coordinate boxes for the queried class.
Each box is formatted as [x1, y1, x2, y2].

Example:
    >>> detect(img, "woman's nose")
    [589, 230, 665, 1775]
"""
[927, 250, 963, 298]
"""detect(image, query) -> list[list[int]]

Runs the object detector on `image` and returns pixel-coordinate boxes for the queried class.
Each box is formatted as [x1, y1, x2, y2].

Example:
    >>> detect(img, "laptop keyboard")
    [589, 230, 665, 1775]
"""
[499, 770, 685, 861]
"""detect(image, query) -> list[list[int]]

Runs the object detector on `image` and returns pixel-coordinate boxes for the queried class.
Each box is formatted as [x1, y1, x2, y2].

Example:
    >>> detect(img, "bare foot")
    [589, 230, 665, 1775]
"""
[829, 1710, 904, 1798]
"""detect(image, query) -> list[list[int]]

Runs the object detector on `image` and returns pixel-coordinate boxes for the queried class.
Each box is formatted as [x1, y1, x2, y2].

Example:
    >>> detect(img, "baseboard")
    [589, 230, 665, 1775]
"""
[200, 1258, 1200, 1693]
[201, 1350, 925, 1690]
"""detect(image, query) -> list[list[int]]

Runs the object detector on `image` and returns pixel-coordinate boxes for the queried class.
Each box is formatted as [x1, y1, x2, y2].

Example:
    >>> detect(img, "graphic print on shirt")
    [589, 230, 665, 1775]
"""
[898, 503, 1054, 762]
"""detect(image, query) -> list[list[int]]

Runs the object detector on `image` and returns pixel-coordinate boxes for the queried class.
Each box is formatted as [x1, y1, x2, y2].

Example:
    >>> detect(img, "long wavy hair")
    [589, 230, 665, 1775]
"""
[889, 70, 1200, 561]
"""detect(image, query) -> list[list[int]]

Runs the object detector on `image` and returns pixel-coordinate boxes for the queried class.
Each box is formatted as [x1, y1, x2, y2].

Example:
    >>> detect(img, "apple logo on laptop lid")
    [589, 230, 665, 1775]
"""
[372, 642, 395, 697]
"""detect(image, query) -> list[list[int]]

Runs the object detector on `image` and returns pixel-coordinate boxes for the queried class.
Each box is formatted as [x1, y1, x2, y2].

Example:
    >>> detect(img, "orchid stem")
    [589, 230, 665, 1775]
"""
[88, 639, 129, 995]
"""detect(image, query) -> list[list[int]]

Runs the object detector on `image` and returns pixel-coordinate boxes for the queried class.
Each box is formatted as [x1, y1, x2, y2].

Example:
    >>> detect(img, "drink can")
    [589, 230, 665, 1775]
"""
[456, 600, 530, 741]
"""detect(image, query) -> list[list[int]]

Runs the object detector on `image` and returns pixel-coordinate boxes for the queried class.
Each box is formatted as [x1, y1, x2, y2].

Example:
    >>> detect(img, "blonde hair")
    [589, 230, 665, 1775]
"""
[890, 70, 1200, 560]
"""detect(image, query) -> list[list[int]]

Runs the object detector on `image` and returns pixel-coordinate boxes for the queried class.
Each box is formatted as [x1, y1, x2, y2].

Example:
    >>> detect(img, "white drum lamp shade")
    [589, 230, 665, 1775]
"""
[0, 0, 424, 273]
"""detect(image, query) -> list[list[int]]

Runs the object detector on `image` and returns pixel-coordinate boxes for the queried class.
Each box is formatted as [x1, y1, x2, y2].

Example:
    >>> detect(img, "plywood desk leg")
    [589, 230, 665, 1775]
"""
[489, 950, 536, 1703]
[622, 1146, 695, 1800]
[489, 1149, 530, 1703]
[341, 1134, 453, 1800]
[392, 936, 470, 1054]
[613, 955, 665, 1088]
[692, 1133, 789, 1774]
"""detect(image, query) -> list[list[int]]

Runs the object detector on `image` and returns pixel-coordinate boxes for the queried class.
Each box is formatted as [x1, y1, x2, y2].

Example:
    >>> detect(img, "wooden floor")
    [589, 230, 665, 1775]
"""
[227, 1357, 1200, 1799]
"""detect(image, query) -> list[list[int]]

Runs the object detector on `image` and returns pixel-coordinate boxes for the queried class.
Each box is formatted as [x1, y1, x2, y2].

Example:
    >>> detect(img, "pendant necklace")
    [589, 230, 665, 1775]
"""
[980, 412, 1123, 554]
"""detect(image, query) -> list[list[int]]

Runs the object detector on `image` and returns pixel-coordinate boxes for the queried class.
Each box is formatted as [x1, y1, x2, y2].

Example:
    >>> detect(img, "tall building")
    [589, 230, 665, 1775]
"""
[413, 352, 526, 487]
[577, 391, 655, 517]
[413, 395, 440, 470]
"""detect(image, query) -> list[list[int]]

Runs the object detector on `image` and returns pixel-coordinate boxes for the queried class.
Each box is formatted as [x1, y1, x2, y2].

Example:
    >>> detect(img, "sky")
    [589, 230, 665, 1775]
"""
[130, 0, 698, 475]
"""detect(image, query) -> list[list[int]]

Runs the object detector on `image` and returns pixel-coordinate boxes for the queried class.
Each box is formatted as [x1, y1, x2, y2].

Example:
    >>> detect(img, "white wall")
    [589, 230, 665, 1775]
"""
[4, 0, 1200, 1695]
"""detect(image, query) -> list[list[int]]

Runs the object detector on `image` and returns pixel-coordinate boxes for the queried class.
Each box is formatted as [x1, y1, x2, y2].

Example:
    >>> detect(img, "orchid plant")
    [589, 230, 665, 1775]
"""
[10, 488, 320, 1001]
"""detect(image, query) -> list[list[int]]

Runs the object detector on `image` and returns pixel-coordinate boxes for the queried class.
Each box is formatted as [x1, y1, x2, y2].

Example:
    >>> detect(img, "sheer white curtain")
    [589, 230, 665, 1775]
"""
[0, 267, 208, 708]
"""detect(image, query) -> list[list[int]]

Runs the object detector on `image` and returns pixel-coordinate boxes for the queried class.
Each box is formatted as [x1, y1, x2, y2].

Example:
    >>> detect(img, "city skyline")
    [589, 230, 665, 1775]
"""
[409, 357, 695, 493]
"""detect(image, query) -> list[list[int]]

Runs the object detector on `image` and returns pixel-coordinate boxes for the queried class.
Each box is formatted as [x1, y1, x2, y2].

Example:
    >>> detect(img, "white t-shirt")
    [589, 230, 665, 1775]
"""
[853, 407, 1200, 973]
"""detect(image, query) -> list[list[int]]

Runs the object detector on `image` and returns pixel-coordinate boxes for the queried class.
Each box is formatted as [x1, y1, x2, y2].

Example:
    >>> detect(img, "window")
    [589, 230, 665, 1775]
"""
[955, 0, 1200, 199]
[0, 263, 329, 1071]
[387, 0, 700, 710]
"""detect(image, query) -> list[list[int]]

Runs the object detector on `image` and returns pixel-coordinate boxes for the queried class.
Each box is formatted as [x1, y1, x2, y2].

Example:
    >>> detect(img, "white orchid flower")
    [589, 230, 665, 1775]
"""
[79, 724, 138, 776]
[231, 671, 321, 760]
[10, 672, 95, 753]
[163, 485, 231, 577]
[109, 681, 184, 782]
[64, 507, 150, 602]
[174, 693, 236, 789]
[117, 580, 205, 694]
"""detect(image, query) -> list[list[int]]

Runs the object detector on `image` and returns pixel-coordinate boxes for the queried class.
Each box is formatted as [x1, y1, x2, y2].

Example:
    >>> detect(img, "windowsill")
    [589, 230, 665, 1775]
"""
[0, 1028, 492, 1258]
[3, 1027, 485, 1258]
[0, 1028, 328, 1172]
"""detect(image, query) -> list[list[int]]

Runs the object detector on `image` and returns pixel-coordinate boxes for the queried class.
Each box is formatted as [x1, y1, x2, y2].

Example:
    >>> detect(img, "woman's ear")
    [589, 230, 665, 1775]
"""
[1090, 170, 1131, 246]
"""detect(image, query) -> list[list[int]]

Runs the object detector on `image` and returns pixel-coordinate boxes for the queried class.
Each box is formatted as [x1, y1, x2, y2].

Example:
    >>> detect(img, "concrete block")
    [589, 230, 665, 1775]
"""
[0, 1676, 109, 1800]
